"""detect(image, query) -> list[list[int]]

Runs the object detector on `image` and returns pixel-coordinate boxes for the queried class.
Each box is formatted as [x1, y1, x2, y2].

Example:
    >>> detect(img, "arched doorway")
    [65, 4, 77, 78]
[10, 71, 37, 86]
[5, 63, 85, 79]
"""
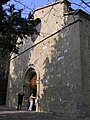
[24, 67, 38, 111]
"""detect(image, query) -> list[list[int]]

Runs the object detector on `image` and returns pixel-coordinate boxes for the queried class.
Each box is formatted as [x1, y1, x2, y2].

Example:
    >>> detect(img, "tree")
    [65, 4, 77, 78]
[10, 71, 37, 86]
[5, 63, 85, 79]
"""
[0, 1, 41, 55]
[0, 0, 10, 4]
[0, 0, 41, 105]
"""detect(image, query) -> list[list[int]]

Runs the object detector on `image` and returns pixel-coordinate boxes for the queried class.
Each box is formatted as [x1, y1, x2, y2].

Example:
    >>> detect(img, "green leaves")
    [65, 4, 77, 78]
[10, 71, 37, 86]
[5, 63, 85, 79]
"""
[0, 0, 10, 4]
[0, 3, 41, 55]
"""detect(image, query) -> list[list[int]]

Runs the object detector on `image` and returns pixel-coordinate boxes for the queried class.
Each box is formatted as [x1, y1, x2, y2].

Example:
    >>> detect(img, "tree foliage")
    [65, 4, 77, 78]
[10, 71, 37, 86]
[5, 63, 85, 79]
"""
[0, 0, 10, 4]
[0, 0, 41, 56]
[0, 1, 41, 104]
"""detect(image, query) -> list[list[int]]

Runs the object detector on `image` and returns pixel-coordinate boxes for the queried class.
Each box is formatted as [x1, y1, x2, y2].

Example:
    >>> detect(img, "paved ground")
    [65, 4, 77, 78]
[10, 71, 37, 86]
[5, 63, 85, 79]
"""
[0, 106, 90, 120]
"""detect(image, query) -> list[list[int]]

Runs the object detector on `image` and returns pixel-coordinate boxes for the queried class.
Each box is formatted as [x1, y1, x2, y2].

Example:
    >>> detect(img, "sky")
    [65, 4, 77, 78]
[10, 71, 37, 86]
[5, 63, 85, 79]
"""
[6, 0, 90, 17]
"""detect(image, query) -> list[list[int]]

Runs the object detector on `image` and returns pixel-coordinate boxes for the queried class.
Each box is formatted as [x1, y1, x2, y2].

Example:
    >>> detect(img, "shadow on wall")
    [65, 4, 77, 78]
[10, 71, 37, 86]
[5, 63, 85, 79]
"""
[7, 19, 41, 108]
[7, 50, 31, 108]
[39, 23, 82, 115]
[31, 20, 41, 42]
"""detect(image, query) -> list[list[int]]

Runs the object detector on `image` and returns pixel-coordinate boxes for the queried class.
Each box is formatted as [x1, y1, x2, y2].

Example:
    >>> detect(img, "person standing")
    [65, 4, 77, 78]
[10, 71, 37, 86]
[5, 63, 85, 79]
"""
[17, 92, 24, 110]
[27, 73, 37, 111]
[28, 93, 36, 111]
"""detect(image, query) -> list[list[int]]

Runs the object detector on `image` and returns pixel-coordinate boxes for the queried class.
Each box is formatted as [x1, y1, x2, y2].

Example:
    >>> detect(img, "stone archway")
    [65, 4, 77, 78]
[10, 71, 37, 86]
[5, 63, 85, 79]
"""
[23, 65, 40, 111]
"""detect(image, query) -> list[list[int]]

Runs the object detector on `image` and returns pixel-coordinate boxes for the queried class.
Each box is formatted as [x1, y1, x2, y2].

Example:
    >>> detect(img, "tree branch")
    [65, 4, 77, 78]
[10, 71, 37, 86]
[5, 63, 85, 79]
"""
[81, 0, 90, 8]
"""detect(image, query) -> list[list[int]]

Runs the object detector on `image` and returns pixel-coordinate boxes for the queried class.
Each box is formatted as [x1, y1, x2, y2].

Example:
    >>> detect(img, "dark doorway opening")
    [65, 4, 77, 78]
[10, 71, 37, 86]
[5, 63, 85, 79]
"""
[24, 67, 37, 111]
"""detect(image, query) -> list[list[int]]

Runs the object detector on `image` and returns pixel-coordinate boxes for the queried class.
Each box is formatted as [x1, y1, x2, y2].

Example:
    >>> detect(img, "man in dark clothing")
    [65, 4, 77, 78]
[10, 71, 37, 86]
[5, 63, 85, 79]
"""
[17, 92, 24, 110]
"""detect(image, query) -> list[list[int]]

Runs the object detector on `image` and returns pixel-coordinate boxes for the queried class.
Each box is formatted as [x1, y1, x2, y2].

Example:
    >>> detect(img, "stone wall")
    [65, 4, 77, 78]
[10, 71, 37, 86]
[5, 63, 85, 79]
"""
[79, 12, 90, 116]
[7, 0, 90, 116]
[30, 1, 82, 115]
[6, 37, 33, 108]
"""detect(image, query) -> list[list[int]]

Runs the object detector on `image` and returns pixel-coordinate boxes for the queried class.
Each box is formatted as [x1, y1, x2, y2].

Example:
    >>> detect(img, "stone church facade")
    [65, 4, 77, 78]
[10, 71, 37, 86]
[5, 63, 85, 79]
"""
[6, 0, 90, 116]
